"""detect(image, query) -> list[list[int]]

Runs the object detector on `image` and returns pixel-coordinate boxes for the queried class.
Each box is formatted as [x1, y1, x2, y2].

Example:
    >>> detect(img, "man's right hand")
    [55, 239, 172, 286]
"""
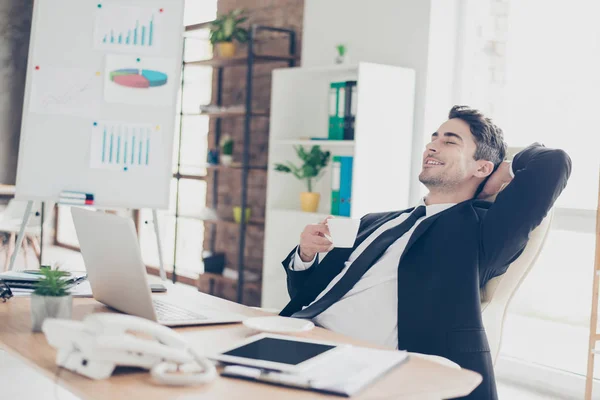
[298, 217, 334, 262]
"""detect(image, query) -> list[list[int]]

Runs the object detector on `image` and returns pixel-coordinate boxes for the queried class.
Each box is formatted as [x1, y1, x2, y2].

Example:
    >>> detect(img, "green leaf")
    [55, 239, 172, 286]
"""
[33, 267, 70, 297]
[274, 164, 291, 173]
[277, 145, 331, 188]
[223, 18, 234, 39]
[302, 164, 317, 178]
[233, 28, 249, 43]
[210, 9, 248, 44]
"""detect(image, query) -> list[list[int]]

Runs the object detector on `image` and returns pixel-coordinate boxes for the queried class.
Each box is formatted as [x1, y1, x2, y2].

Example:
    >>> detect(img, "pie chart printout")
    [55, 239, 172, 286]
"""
[110, 69, 168, 88]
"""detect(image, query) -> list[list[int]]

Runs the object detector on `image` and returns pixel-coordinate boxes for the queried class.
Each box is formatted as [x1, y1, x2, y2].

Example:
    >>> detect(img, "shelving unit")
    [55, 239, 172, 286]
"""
[180, 23, 297, 304]
[262, 62, 416, 309]
[272, 139, 355, 147]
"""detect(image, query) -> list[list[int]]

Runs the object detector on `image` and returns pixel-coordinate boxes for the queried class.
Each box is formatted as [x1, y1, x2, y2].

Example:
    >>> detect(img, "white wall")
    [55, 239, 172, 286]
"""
[302, 0, 461, 204]
[422, 0, 460, 196]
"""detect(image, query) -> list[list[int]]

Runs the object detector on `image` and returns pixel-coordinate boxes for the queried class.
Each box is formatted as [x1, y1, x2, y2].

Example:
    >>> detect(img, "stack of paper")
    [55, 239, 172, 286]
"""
[0, 271, 92, 297]
[222, 347, 408, 396]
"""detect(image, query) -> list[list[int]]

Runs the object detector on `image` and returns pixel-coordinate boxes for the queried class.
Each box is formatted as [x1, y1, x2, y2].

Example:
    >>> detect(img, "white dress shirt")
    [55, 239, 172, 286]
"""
[290, 199, 456, 349]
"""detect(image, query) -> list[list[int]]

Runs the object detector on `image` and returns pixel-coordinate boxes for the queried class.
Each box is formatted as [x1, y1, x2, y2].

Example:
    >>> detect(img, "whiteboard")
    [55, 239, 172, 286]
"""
[15, 0, 185, 209]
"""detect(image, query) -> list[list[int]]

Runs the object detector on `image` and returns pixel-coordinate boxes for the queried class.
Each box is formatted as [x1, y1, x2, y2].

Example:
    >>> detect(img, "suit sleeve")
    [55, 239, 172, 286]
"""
[280, 212, 382, 299]
[280, 246, 320, 299]
[479, 143, 571, 283]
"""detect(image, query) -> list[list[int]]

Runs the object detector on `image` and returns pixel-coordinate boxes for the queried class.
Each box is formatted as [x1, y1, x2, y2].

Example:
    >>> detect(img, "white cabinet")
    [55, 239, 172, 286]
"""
[262, 62, 416, 309]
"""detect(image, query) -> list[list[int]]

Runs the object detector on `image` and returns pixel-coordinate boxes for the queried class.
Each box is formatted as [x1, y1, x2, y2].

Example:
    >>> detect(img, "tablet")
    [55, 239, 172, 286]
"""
[211, 333, 344, 373]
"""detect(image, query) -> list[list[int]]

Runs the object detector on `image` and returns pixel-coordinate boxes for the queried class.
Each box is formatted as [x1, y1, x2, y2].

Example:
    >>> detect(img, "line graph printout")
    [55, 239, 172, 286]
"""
[90, 121, 161, 172]
[29, 67, 103, 117]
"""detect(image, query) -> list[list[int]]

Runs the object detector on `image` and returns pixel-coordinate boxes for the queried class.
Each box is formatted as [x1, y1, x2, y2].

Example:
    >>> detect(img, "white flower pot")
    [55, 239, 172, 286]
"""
[220, 155, 233, 166]
[31, 294, 72, 332]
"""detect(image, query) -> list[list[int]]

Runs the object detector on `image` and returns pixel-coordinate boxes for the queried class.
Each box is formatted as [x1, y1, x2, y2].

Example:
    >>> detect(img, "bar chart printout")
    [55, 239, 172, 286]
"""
[90, 121, 159, 171]
[94, 5, 162, 52]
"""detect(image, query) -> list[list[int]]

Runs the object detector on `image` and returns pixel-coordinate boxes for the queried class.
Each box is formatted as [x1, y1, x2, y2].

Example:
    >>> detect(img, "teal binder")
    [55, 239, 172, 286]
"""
[328, 82, 345, 140]
[339, 156, 353, 217]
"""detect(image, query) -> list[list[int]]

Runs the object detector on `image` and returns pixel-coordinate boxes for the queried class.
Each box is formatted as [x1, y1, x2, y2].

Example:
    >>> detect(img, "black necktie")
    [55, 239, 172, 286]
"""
[292, 206, 426, 319]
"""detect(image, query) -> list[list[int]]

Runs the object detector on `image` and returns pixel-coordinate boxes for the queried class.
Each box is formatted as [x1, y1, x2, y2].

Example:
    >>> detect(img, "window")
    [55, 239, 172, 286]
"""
[137, 1, 216, 279]
[460, 0, 600, 381]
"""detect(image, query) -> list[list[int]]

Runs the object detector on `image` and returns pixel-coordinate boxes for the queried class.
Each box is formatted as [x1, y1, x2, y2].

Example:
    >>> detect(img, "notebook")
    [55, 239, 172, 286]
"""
[0, 270, 87, 289]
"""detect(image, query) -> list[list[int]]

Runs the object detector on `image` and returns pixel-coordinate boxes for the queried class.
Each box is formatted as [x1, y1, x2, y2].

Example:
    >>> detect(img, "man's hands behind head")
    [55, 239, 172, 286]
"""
[478, 160, 513, 201]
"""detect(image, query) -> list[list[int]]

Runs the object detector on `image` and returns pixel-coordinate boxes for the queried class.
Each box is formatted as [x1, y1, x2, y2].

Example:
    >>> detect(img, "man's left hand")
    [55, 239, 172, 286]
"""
[478, 161, 513, 200]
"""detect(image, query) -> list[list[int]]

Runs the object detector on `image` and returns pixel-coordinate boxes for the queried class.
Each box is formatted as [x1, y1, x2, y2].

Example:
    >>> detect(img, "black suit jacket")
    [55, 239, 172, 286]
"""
[279, 144, 571, 400]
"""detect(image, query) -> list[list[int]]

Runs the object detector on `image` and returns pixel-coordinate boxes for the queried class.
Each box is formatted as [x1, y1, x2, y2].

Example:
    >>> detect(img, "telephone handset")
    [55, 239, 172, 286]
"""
[42, 313, 217, 386]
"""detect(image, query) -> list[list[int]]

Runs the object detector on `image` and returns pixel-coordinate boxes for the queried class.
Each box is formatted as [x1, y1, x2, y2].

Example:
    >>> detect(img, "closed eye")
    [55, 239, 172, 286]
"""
[446, 141, 456, 145]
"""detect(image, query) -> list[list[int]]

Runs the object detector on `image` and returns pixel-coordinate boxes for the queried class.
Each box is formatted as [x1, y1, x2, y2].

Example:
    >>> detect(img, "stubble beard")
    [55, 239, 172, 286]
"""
[419, 170, 458, 192]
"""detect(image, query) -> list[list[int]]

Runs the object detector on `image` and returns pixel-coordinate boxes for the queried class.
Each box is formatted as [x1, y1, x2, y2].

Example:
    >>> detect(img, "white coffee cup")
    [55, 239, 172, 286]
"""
[326, 218, 360, 248]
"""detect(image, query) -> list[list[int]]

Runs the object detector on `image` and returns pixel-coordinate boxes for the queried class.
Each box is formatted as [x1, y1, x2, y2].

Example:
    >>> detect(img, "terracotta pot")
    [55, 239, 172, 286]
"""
[300, 192, 320, 213]
[215, 42, 236, 58]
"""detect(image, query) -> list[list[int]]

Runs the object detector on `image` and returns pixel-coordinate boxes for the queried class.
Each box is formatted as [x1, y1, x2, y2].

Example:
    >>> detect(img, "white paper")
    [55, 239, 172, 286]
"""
[29, 67, 103, 117]
[103, 54, 177, 106]
[94, 4, 164, 54]
[11, 281, 93, 298]
[89, 120, 161, 171]
[298, 347, 407, 395]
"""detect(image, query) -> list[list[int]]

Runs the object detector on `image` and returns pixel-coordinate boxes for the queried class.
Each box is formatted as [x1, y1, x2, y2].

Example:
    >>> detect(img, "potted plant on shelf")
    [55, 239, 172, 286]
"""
[335, 44, 347, 64]
[30, 266, 72, 332]
[274, 145, 331, 213]
[209, 9, 249, 58]
[220, 134, 234, 166]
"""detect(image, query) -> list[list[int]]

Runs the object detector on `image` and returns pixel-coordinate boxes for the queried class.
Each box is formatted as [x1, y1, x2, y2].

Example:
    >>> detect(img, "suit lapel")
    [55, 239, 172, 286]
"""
[396, 203, 463, 268]
[397, 213, 440, 267]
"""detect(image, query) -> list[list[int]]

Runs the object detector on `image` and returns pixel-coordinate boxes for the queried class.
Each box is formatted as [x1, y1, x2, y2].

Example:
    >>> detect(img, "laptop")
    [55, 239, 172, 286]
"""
[71, 207, 245, 326]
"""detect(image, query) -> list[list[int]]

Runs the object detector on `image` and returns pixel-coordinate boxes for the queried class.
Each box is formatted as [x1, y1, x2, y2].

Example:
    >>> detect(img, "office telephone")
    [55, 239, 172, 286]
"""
[42, 313, 217, 386]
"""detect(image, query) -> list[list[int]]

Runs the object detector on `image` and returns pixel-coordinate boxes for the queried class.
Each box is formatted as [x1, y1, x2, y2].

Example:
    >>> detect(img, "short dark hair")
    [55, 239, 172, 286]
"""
[448, 105, 507, 169]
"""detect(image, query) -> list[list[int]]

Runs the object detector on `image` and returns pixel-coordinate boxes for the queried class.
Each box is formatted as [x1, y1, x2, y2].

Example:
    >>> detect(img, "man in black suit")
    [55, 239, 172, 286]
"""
[279, 105, 571, 399]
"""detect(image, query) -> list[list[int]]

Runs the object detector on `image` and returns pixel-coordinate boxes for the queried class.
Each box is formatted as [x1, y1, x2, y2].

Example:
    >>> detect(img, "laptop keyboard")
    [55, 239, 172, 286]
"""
[153, 299, 208, 322]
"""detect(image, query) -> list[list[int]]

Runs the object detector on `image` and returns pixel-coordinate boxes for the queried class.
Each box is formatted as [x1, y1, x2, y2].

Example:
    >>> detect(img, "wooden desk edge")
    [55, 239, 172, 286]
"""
[0, 286, 483, 399]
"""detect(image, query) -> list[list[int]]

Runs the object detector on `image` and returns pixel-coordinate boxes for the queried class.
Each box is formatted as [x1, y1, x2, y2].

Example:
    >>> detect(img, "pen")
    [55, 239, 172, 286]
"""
[222, 366, 313, 388]
[22, 270, 44, 275]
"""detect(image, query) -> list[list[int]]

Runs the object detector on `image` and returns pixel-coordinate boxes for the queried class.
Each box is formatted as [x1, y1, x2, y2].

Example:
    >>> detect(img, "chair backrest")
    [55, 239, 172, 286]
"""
[0, 200, 53, 230]
[481, 208, 554, 365]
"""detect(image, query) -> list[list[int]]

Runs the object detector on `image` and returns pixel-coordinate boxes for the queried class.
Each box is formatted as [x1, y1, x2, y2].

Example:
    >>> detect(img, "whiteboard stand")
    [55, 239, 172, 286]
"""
[152, 209, 166, 281]
[7, 201, 35, 271]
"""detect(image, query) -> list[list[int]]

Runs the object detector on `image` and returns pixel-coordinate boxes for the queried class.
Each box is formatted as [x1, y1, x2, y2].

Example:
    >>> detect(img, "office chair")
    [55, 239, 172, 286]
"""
[0, 200, 52, 271]
[411, 208, 554, 370]
[480, 208, 554, 365]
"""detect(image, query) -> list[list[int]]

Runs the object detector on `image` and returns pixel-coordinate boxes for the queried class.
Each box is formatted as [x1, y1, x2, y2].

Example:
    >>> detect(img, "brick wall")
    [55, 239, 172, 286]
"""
[199, 0, 304, 305]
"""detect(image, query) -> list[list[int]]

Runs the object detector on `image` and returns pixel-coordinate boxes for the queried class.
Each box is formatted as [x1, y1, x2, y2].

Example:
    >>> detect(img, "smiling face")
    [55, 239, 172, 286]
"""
[419, 118, 494, 194]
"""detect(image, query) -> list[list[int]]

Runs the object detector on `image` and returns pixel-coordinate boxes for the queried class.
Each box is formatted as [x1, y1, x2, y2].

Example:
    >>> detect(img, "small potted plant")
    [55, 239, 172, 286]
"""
[335, 44, 347, 64]
[274, 145, 331, 212]
[209, 9, 249, 58]
[31, 266, 72, 332]
[220, 134, 234, 166]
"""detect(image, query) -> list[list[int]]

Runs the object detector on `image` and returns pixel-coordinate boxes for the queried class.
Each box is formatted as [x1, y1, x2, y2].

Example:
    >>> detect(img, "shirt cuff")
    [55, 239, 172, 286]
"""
[290, 247, 317, 271]
[508, 160, 515, 178]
